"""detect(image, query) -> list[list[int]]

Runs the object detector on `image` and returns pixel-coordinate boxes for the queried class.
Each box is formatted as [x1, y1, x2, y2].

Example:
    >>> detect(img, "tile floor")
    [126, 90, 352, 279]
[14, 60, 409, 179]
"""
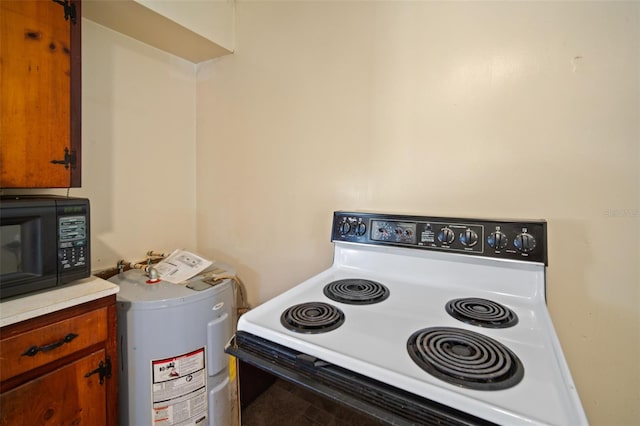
[241, 378, 383, 426]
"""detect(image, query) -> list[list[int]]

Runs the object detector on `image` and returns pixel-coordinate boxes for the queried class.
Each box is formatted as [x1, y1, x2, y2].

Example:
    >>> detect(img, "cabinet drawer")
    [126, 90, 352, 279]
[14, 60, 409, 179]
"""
[0, 308, 107, 382]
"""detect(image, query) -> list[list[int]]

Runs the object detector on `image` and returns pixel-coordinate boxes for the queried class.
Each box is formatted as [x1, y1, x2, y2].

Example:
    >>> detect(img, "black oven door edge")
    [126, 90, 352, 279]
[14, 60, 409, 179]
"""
[226, 331, 497, 426]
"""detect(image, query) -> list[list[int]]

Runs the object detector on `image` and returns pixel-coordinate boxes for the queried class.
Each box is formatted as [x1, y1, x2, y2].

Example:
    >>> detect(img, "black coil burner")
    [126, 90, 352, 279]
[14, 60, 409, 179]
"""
[407, 327, 524, 391]
[323, 279, 390, 305]
[280, 302, 345, 334]
[446, 298, 518, 328]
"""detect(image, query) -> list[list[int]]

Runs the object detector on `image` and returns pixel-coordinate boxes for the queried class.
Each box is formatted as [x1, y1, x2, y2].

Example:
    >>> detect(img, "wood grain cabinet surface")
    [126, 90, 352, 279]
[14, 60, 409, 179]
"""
[0, 295, 117, 426]
[0, 0, 82, 188]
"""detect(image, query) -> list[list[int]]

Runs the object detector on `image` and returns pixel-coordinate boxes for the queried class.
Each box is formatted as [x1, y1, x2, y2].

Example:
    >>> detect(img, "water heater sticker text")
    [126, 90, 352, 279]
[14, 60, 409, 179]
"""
[151, 348, 208, 426]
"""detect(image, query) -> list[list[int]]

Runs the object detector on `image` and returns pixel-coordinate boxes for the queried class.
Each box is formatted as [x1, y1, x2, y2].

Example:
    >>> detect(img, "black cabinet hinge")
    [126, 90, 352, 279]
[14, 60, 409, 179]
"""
[85, 356, 112, 385]
[50, 147, 77, 170]
[51, 0, 77, 25]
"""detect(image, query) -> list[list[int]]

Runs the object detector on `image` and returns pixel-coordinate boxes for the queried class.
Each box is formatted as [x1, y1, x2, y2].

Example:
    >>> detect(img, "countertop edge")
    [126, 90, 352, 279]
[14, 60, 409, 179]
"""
[0, 276, 120, 328]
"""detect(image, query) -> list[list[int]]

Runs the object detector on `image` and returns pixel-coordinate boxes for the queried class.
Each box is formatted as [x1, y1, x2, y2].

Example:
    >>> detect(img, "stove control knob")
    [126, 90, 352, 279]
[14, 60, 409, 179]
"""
[437, 227, 455, 245]
[355, 222, 367, 236]
[488, 231, 508, 250]
[514, 233, 536, 253]
[459, 229, 478, 247]
[338, 221, 351, 235]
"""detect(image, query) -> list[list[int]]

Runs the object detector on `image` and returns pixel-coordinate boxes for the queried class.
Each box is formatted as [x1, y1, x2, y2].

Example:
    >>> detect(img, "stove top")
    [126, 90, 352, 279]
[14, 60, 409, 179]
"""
[235, 212, 587, 425]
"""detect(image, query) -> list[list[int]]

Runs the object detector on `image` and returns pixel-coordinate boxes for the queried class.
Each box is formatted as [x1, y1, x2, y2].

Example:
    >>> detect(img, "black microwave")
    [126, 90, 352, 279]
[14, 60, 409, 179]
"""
[0, 195, 91, 300]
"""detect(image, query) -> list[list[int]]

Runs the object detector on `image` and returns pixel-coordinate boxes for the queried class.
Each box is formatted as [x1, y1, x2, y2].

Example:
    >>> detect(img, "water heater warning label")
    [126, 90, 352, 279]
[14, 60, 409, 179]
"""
[151, 348, 207, 426]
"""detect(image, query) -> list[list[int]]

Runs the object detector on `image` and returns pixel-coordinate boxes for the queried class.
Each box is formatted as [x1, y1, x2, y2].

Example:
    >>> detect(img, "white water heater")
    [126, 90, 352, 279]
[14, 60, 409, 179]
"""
[110, 265, 235, 426]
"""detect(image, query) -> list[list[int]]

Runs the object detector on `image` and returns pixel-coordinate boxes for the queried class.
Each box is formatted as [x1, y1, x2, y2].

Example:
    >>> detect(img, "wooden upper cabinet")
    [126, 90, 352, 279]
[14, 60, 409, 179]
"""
[0, 0, 81, 188]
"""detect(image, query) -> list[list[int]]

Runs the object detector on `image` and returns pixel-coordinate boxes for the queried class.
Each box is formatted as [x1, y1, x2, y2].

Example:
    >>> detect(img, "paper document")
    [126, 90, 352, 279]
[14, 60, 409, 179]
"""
[154, 249, 213, 284]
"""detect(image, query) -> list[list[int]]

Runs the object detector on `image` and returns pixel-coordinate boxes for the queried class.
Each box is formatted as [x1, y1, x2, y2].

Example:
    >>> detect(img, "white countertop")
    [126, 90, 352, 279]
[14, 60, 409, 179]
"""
[0, 276, 120, 328]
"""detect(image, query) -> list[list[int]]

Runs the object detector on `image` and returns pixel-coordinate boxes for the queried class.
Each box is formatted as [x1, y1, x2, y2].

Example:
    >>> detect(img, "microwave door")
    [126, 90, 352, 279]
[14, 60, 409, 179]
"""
[0, 209, 57, 298]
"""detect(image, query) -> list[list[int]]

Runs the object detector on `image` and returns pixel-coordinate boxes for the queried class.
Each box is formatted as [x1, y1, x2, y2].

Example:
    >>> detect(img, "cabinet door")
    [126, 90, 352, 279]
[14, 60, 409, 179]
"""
[0, 0, 81, 188]
[0, 349, 107, 425]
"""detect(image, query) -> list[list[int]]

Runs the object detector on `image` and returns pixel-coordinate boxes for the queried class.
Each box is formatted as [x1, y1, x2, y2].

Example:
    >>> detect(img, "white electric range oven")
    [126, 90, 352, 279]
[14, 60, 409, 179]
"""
[227, 211, 587, 425]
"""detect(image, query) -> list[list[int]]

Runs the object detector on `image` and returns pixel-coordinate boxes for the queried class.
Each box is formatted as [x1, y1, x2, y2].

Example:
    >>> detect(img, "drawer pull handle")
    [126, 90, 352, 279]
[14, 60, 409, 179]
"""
[21, 333, 79, 357]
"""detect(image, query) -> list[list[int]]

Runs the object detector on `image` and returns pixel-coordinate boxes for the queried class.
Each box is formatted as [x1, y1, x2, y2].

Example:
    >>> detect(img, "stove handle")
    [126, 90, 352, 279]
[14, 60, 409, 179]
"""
[295, 353, 329, 368]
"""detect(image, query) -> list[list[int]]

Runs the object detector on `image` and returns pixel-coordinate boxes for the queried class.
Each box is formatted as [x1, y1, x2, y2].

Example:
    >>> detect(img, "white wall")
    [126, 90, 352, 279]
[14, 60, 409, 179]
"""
[81, 20, 198, 268]
[195, 2, 639, 425]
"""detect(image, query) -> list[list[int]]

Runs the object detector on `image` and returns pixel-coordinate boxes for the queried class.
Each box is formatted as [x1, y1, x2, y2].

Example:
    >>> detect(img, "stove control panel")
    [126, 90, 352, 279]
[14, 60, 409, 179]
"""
[332, 212, 547, 264]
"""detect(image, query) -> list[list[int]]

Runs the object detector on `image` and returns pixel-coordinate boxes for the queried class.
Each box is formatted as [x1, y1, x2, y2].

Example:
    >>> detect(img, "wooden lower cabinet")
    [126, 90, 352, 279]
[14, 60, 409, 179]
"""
[1, 350, 107, 424]
[0, 295, 117, 426]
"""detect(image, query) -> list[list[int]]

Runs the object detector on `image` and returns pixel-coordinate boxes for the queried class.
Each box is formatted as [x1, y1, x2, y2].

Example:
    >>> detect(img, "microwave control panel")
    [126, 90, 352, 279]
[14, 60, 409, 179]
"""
[58, 215, 88, 272]
[55, 198, 90, 279]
